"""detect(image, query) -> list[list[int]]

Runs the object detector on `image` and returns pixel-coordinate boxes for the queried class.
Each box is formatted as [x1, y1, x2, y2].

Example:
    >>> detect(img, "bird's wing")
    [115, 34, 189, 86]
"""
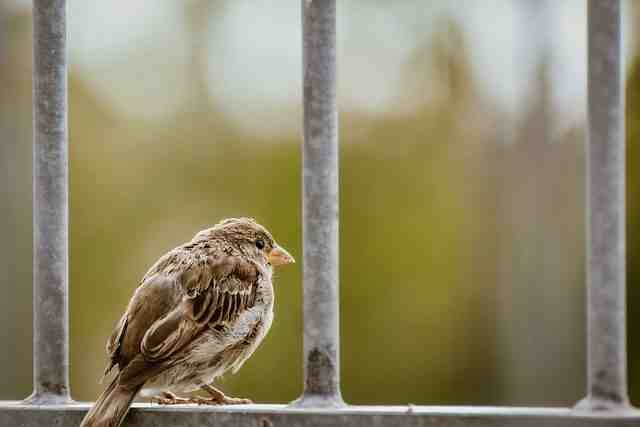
[139, 254, 260, 363]
[104, 313, 127, 377]
[103, 250, 183, 376]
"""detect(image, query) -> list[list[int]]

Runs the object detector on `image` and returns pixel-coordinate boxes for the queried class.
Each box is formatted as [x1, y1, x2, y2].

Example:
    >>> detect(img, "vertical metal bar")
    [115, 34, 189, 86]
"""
[25, 0, 71, 405]
[576, 0, 630, 412]
[293, 0, 344, 408]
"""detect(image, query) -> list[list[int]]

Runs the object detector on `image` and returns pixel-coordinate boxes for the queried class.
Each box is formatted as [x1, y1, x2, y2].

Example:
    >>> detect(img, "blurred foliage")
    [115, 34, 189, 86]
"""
[626, 49, 640, 408]
[0, 1, 639, 408]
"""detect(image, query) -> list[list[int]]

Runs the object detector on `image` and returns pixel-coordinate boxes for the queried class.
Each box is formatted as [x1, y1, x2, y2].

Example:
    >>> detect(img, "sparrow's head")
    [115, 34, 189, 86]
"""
[197, 217, 295, 267]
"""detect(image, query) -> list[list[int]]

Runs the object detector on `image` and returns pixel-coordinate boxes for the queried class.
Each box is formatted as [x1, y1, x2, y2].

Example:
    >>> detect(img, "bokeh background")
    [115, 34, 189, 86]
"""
[2, 0, 640, 406]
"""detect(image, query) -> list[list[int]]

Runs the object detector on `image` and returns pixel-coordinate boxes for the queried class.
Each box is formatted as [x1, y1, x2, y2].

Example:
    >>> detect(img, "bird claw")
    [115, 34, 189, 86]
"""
[151, 391, 193, 405]
[193, 396, 253, 405]
[150, 390, 252, 406]
[199, 383, 253, 405]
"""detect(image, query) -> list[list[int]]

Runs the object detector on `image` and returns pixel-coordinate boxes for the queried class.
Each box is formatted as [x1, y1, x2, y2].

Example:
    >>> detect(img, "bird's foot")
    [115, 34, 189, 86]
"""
[192, 395, 253, 405]
[192, 396, 253, 405]
[198, 384, 253, 405]
[151, 391, 194, 405]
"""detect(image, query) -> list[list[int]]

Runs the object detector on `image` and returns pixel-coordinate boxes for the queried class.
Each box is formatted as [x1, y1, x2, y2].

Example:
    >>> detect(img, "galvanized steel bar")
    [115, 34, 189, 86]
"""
[577, 0, 630, 412]
[2, 403, 640, 427]
[26, 0, 71, 405]
[296, 0, 344, 407]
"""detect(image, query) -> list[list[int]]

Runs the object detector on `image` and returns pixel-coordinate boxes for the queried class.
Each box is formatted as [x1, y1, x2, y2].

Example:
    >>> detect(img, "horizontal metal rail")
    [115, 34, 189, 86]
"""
[1, 403, 640, 427]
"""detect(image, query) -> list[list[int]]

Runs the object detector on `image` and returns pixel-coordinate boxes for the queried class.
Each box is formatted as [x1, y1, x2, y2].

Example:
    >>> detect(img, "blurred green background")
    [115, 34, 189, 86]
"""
[1, 0, 640, 406]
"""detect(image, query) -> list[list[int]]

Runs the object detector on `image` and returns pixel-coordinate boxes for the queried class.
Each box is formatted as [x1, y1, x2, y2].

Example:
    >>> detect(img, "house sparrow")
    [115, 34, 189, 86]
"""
[80, 218, 295, 427]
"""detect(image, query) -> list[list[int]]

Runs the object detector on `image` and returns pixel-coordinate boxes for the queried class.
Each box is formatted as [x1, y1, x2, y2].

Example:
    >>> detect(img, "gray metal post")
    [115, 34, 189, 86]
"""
[576, 0, 630, 412]
[25, 0, 71, 405]
[293, 0, 344, 408]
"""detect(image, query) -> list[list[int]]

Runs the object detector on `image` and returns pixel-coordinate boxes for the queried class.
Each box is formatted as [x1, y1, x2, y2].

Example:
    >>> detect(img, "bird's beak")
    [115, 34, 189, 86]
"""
[268, 244, 295, 266]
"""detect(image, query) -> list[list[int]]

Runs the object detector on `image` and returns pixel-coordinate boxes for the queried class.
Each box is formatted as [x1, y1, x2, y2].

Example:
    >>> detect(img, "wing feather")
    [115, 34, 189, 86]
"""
[139, 255, 260, 363]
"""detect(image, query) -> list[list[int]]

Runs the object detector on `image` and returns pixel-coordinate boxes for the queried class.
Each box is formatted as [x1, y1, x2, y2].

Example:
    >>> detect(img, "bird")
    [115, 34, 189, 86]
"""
[80, 217, 295, 427]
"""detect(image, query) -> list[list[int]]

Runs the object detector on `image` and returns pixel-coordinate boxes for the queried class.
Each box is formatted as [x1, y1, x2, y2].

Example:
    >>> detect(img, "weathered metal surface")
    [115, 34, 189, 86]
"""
[297, 0, 343, 408]
[26, 0, 72, 405]
[577, 0, 631, 412]
[2, 403, 640, 427]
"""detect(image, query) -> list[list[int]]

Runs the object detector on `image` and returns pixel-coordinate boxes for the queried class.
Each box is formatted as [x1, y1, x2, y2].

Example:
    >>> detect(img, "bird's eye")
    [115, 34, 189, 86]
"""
[255, 239, 265, 250]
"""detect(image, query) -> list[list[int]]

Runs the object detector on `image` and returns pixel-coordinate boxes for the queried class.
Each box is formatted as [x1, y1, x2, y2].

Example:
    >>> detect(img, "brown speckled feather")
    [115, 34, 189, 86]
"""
[104, 244, 259, 381]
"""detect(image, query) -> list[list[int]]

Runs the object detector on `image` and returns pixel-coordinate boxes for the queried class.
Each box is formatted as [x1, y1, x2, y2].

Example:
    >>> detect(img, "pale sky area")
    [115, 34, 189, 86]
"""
[8, 0, 637, 135]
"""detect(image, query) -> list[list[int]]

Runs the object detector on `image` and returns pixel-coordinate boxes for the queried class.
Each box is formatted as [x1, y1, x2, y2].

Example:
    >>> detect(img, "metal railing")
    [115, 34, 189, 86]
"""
[0, 0, 638, 425]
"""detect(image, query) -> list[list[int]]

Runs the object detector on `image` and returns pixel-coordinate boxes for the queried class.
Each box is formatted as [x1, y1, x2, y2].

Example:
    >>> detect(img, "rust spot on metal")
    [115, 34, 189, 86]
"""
[305, 347, 337, 395]
[40, 382, 68, 396]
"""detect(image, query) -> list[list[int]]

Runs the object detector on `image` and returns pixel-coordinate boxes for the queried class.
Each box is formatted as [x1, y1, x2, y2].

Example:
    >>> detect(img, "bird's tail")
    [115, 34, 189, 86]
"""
[80, 375, 142, 427]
